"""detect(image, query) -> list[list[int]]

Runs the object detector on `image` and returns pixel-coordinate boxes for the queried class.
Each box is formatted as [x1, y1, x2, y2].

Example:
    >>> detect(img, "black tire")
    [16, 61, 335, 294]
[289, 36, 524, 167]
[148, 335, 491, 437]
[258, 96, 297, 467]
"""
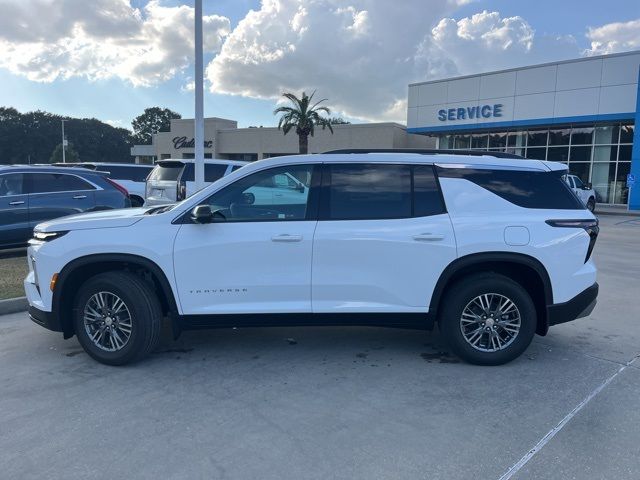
[587, 197, 595, 213]
[439, 273, 537, 365]
[73, 271, 162, 365]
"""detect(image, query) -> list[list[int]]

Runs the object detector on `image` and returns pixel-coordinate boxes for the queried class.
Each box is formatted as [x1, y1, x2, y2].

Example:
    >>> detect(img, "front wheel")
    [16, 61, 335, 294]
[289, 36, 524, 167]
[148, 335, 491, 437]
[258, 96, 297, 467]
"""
[73, 271, 162, 365]
[439, 273, 537, 365]
[586, 197, 595, 213]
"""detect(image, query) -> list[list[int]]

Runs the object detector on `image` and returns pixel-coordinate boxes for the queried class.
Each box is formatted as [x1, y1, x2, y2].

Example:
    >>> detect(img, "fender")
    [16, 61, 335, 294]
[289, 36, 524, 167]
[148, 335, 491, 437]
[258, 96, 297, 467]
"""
[429, 251, 553, 319]
[53, 253, 180, 337]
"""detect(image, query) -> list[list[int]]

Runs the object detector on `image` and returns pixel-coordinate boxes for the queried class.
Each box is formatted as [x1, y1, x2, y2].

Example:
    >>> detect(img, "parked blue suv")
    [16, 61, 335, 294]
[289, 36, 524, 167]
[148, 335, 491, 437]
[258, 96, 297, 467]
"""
[0, 165, 131, 248]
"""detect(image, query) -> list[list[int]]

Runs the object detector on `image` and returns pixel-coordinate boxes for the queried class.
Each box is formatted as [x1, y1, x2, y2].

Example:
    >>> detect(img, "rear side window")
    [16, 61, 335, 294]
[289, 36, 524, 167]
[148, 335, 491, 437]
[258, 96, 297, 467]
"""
[205, 164, 228, 182]
[437, 167, 584, 209]
[324, 164, 412, 220]
[148, 163, 184, 181]
[105, 165, 153, 182]
[27, 173, 95, 194]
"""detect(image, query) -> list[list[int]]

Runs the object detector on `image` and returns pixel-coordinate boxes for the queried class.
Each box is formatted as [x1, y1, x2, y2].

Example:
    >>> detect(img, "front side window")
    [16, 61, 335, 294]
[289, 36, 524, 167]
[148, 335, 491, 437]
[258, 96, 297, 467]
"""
[0, 173, 25, 197]
[205, 164, 316, 221]
[27, 173, 95, 194]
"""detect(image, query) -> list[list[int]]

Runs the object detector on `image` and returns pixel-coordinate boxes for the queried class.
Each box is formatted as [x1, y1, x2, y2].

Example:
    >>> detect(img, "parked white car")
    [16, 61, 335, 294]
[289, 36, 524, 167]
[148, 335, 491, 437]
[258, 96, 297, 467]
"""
[25, 152, 599, 366]
[145, 159, 247, 206]
[564, 174, 596, 212]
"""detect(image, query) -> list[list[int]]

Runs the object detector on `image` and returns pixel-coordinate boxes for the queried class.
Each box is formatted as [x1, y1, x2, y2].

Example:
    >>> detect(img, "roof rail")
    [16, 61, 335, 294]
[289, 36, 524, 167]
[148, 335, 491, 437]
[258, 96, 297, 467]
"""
[322, 148, 525, 160]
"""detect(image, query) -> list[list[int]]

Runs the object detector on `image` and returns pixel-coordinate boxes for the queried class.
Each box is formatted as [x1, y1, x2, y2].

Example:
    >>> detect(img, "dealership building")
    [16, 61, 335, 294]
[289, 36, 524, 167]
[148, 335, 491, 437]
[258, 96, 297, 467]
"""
[407, 50, 640, 209]
[133, 50, 639, 209]
[130, 118, 434, 163]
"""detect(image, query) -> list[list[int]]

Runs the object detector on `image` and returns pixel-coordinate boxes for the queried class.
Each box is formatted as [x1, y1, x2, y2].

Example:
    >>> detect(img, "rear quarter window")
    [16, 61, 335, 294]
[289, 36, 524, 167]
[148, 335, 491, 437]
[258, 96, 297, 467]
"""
[437, 167, 584, 210]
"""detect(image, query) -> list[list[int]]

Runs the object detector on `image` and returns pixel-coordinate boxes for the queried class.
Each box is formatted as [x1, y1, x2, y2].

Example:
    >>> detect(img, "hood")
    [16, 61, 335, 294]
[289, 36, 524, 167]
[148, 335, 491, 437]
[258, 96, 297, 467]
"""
[34, 207, 149, 233]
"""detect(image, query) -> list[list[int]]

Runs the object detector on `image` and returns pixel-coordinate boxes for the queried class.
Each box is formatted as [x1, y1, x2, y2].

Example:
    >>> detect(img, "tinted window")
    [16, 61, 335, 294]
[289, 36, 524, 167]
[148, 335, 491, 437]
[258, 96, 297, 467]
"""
[104, 165, 153, 182]
[205, 164, 228, 182]
[437, 167, 584, 210]
[28, 173, 95, 194]
[325, 164, 411, 220]
[413, 166, 446, 217]
[182, 163, 194, 181]
[0, 173, 25, 196]
[205, 164, 316, 222]
[148, 163, 184, 181]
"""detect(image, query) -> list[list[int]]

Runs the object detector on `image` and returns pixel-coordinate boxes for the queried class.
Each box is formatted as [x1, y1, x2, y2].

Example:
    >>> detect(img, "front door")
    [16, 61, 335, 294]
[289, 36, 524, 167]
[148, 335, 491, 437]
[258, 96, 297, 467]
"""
[0, 173, 30, 247]
[312, 163, 457, 313]
[173, 163, 320, 315]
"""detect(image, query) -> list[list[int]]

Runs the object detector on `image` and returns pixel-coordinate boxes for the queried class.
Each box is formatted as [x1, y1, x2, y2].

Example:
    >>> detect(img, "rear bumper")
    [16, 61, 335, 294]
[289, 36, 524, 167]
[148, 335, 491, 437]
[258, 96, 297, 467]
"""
[29, 306, 62, 332]
[547, 282, 598, 327]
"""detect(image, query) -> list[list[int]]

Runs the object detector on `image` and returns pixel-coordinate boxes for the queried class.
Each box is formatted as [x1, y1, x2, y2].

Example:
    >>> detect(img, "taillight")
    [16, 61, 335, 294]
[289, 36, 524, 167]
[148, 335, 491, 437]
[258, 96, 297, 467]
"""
[106, 177, 129, 198]
[545, 219, 599, 262]
[177, 180, 186, 201]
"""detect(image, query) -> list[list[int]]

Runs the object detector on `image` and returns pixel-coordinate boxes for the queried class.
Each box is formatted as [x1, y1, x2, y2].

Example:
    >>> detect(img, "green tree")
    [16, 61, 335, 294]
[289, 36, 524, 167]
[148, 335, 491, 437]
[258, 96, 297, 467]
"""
[328, 116, 350, 124]
[131, 107, 182, 145]
[50, 142, 80, 163]
[273, 91, 333, 154]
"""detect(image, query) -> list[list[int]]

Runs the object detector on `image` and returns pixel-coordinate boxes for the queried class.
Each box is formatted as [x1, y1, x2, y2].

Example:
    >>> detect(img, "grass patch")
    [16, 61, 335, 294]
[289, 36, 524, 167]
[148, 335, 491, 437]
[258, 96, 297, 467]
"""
[0, 254, 28, 300]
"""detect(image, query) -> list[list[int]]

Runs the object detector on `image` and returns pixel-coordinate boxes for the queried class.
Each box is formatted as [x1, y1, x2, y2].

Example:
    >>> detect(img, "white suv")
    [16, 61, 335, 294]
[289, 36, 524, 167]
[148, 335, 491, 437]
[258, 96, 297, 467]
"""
[25, 152, 599, 366]
[563, 174, 596, 212]
[145, 159, 247, 206]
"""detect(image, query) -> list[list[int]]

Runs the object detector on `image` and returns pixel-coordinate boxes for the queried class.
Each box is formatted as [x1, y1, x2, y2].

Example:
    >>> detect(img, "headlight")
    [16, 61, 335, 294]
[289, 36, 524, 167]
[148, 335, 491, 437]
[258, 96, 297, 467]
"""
[31, 231, 68, 242]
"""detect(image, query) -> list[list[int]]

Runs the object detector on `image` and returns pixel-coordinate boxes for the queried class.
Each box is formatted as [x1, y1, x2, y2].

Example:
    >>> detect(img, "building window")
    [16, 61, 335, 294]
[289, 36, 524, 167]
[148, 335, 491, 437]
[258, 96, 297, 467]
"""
[435, 121, 635, 205]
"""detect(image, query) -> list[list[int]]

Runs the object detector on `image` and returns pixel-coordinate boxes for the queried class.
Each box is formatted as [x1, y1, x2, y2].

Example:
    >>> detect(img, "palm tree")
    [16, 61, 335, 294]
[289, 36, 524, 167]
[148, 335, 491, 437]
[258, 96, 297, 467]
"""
[273, 91, 334, 154]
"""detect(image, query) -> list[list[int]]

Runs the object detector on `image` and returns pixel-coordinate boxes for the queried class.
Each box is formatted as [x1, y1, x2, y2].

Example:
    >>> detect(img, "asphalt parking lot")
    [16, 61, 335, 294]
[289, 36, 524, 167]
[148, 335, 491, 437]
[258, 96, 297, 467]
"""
[1, 214, 639, 479]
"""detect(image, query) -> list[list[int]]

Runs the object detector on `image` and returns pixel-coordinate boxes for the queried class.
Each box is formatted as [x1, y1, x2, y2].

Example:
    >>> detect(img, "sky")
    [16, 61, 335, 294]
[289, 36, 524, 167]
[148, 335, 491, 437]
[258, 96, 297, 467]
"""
[0, 0, 638, 130]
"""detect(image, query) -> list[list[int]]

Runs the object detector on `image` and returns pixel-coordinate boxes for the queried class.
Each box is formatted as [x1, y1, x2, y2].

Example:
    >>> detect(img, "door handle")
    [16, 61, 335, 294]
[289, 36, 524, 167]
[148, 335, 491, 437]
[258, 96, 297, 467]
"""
[73, 195, 87, 199]
[271, 234, 303, 242]
[413, 233, 444, 242]
[9, 200, 25, 206]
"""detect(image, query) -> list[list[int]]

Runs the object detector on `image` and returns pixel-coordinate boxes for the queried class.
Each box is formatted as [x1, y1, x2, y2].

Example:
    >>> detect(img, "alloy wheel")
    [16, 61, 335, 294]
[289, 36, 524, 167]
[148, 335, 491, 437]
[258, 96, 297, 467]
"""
[460, 293, 521, 352]
[83, 291, 133, 352]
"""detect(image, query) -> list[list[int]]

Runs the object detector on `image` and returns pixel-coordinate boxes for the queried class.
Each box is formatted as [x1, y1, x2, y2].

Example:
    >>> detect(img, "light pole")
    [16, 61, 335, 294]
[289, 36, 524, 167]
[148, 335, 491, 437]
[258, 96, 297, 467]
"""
[194, 0, 205, 190]
[61, 119, 67, 163]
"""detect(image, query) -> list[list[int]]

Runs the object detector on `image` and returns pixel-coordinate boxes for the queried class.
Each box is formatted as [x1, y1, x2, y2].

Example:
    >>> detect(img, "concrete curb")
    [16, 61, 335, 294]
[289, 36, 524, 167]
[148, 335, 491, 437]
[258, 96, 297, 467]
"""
[0, 297, 28, 316]
[595, 207, 640, 217]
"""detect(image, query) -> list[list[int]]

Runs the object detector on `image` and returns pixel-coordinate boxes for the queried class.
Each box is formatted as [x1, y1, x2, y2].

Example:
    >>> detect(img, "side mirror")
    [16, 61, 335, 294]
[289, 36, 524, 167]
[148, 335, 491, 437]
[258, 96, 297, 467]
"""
[584, 183, 592, 190]
[191, 205, 213, 224]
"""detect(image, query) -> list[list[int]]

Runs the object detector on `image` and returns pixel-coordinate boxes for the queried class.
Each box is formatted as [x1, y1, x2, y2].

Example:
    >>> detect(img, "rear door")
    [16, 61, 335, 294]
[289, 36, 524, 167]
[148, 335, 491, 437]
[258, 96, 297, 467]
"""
[312, 163, 457, 313]
[26, 172, 96, 227]
[0, 173, 30, 247]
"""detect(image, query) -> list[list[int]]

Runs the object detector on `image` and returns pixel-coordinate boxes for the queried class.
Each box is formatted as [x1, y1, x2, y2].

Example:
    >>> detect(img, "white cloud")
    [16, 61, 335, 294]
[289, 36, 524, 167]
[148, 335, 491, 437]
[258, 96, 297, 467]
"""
[585, 18, 640, 55]
[0, 0, 230, 86]
[207, 3, 580, 122]
[415, 10, 578, 79]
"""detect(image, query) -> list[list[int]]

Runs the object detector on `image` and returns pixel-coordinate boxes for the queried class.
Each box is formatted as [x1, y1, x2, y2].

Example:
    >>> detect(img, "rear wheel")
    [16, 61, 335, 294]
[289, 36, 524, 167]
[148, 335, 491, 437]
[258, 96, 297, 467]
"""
[439, 273, 536, 365]
[73, 271, 162, 365]
[586, 197, 595, 212]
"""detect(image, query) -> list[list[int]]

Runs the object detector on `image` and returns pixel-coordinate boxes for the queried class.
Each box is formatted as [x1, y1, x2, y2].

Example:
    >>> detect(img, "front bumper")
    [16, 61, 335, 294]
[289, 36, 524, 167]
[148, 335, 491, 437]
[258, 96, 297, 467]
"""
[29, 306, 62, 332]
[547, 282, 598, 327]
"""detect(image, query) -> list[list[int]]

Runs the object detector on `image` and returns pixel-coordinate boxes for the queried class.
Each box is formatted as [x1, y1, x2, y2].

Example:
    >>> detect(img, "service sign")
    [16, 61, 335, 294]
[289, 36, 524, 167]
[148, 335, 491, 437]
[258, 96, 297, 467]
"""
[438, 104, 503, 122]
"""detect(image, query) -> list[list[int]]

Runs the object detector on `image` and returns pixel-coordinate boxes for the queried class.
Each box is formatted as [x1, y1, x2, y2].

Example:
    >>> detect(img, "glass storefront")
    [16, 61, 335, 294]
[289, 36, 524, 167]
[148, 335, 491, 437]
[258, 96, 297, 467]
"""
[438, 122, 634, 205]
